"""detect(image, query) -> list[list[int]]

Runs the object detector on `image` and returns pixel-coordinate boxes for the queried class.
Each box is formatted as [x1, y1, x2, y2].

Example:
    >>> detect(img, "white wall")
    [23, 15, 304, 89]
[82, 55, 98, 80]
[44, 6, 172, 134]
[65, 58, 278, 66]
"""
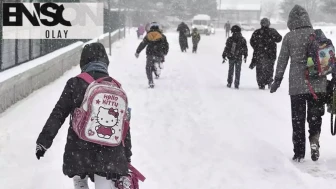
[0, 29, 125, 113]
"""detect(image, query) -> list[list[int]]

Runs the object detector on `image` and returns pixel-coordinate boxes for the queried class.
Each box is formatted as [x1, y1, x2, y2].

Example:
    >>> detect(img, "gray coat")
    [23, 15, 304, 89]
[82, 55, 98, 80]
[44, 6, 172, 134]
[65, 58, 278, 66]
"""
[274, 5, 327, 95]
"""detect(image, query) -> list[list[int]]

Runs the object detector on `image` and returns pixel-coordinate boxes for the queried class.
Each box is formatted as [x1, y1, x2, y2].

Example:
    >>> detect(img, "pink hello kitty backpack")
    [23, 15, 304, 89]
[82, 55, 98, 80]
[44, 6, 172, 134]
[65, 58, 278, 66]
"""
[72, 72, 129, 147]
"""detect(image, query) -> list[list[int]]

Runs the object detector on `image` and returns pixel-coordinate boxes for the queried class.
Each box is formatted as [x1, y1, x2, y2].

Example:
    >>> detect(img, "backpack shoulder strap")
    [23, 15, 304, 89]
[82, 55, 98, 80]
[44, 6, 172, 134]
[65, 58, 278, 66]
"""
[77, 72, 95, 84]
[96, 76, 122, 88]
[128, 164, 146, 182]
[111, 78, 122, 88]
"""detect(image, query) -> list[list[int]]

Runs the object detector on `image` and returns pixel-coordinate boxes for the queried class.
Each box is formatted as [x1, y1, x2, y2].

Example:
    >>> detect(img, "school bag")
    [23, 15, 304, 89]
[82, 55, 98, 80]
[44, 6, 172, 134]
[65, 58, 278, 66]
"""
[115, 164, 146, 189]
[72, 72, 130, 147]
[305, 29, 336, 99]
[228, 39, 243, 59]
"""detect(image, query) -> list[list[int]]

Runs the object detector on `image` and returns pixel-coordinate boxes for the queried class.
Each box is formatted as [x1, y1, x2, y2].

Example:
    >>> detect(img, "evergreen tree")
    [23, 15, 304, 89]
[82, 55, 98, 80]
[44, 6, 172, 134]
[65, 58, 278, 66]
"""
[320, 0, 336, 15]
[190, 0, 217, 18]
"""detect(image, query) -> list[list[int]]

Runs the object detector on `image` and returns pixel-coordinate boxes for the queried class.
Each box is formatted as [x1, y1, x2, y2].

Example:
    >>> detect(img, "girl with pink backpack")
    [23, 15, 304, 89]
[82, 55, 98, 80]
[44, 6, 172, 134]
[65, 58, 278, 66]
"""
[35, 42, 145, 189]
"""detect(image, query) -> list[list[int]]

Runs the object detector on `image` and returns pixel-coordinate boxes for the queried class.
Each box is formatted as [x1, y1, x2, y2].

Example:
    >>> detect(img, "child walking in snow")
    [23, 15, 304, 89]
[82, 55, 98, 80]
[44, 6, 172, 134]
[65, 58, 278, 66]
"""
[191, 28, 201, 53]
[222, 25, 248, 89]
[35, 42, 133, 189]
[135, 22, 169, 88]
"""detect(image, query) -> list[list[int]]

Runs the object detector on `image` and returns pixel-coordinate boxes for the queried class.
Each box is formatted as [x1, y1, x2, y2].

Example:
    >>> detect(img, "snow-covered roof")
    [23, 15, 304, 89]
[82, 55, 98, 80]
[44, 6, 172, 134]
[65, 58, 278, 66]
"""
[110, 8, 136, 12]
[219, 4, 261, 11]
[193, 14, 211, 20]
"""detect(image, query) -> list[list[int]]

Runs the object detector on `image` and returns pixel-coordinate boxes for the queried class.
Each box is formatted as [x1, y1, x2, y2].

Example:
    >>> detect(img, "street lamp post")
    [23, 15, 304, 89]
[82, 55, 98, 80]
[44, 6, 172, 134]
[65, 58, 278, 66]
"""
[218, 0, 222, 28]
[124, 0, 126, 38]
[0, 0, 3, 70]
[108, 0, 111, 56]
[118, 0, 121, 40]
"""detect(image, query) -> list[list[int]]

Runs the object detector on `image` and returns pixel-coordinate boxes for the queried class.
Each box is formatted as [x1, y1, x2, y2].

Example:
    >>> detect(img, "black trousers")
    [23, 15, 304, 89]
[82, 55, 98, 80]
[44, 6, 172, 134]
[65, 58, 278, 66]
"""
[290, 93, 325, 158]
[192, 42, 198, 52]
[256, 58, 275, 87]
[179, 36, 188, 51]
[146, 56, 161, 83]
[227, 59, 242, 87]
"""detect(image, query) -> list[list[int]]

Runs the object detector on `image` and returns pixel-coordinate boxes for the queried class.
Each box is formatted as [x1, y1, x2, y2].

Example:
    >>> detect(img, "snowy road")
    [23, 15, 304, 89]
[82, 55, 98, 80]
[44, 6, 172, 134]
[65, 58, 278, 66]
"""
[1, 29, 336, 189]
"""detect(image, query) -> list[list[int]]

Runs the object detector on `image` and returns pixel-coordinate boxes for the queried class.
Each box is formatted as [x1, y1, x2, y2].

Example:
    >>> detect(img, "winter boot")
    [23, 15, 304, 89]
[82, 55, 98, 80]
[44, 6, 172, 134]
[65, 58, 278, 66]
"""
[149, 81, 155, 88]
[309, 133, 320, 161]
[235, 85, 239, 89]
[292, 154, 304, 162]
[259, 85, 265, 90]
[154, 63, 161, 79]
[227, 83, 231, 88]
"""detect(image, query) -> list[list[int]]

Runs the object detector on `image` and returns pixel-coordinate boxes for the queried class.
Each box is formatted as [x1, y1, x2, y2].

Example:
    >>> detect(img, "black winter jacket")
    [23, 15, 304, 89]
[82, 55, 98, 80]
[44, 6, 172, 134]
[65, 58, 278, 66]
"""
[177, 22, 190, 37]
[222, 32, 248, 60]
[250, 27, 282, 60]
[191, 31, 201, 44]
[136, 30, 169, 57]
[36, 70, 132, 181]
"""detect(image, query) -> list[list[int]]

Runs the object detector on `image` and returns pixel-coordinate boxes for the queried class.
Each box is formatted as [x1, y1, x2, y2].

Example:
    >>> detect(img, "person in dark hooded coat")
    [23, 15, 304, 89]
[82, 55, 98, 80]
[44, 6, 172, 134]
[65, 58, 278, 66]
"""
[177, 22, 190, 52]
[250, 18, 282, 89]
[270, 5, 327, 162]
[222, 25, 248, 89]
[35, 42, 132, 188]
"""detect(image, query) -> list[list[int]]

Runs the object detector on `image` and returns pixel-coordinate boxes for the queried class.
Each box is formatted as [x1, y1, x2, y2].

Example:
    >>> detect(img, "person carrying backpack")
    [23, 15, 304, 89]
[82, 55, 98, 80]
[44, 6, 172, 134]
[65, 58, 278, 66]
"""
[191, 28, 201, 53]
[222, 25, 248, 89]
[177, 22, 190, 52]
[270, 5, 328, 162]
[250, 18, 282, 89]
[35, 43, 136, 189]
[135, 22, 169, 88]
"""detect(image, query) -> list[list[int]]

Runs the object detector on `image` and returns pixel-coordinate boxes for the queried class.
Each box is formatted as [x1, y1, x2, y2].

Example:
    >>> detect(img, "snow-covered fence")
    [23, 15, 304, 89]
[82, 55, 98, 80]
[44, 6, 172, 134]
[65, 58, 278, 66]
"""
[0, 29, 125, 114]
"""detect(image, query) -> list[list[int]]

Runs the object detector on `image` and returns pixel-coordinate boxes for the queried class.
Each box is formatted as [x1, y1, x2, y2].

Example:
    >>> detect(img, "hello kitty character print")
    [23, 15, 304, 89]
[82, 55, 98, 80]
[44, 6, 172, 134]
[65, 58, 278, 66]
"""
[72, 73, 129, 147]
[95, 107, 119, 139]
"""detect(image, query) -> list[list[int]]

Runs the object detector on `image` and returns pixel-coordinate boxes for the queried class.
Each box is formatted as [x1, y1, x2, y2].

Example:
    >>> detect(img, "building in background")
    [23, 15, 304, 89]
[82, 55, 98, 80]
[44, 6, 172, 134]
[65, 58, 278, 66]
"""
[218, 4, 261, 25]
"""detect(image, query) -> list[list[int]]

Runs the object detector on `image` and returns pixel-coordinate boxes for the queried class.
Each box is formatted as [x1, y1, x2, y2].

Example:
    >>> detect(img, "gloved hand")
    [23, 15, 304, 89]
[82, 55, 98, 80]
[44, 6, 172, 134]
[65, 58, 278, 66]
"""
[244, 57, 247, 63]
[126, 108, 132, 121]
[36, 143, 47, 160]
[270, 77, 283, 93]
[135, 53, 139, 58]
[222, 57, 227, 64]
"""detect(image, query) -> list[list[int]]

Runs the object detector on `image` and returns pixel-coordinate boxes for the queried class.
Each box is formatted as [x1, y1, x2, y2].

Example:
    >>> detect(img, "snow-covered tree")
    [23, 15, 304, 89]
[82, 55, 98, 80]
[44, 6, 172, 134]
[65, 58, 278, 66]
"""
[262, 1, 278, 20]
[320, 0, 336, 15]
[189, 0, 217, 18]
[280, 0, 320, 21]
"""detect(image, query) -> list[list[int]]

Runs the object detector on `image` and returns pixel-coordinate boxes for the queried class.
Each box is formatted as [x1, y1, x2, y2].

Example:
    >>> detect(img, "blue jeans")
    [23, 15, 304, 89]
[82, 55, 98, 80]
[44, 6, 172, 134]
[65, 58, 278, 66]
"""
[227, 59, 242, 87]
